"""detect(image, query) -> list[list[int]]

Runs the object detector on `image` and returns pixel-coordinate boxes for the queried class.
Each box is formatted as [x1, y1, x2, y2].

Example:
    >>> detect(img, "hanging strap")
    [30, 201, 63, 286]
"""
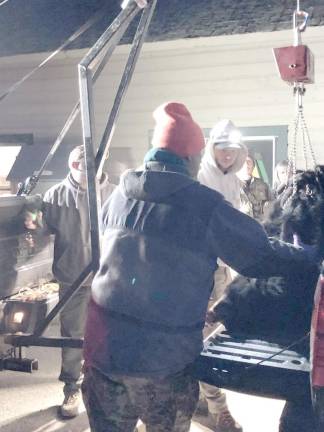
[0, 5, 106, 104]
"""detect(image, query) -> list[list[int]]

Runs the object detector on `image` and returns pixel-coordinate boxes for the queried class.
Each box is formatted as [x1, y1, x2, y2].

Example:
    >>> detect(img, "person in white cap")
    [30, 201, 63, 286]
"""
[25, 145, 115, 419]
[196, 119, 247, 432]
[198, 120, 247, 301]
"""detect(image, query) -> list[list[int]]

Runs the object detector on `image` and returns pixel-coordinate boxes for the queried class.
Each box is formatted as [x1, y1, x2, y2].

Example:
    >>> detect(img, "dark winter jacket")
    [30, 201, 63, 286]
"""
[84, 161, 316, 378]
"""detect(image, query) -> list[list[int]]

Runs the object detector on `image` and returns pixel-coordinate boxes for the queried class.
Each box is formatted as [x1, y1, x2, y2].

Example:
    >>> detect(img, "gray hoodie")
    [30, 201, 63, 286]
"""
[43, 173, 115, 285]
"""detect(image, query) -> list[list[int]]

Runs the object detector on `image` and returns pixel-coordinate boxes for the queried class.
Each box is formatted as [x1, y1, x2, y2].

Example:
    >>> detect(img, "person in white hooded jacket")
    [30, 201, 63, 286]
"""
[198, 119, 248, 299]
[196, 120, 247, 432]
[198, 119, 247, 208]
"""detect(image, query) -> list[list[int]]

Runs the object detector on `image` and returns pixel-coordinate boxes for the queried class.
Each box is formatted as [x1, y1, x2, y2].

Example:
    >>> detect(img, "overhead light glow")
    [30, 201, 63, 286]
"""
[121, 0, 131, 9]
[228, 131, 242, 145]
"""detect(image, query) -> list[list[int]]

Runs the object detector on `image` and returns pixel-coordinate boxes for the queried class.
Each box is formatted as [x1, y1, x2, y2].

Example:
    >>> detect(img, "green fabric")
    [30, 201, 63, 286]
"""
[144, 148, 189, 176]
[144, 148, 185, 167]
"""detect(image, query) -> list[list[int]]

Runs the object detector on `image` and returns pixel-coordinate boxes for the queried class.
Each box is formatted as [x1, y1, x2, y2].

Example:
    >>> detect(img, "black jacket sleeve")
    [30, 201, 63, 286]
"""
[207, 197, 317, 278]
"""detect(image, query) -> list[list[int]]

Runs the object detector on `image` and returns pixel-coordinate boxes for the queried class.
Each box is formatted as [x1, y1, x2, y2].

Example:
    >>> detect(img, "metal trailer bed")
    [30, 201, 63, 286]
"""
[192, 331, 310, 401]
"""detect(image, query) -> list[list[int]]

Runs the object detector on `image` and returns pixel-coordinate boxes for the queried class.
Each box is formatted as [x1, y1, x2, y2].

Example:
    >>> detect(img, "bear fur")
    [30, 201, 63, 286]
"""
[214, 166, 324, 341]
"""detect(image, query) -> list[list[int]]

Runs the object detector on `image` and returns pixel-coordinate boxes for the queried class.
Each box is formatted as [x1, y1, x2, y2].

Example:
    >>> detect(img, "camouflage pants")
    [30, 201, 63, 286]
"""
[82, 366, 199, 432]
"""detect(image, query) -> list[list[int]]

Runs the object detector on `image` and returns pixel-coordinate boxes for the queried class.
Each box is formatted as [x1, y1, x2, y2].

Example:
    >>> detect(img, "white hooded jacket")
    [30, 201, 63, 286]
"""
[198, 140, 247, 269]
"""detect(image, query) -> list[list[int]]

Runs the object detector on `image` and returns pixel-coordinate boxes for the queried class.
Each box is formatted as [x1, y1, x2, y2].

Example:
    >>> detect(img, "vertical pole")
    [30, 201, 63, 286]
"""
[293, 0, 301, 46]
[78, 65, 100, 272]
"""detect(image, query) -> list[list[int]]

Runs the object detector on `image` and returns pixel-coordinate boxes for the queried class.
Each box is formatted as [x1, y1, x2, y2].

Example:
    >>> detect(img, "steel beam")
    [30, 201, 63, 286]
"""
[96, 0, 157, 176]
[5, 335, 83, 349]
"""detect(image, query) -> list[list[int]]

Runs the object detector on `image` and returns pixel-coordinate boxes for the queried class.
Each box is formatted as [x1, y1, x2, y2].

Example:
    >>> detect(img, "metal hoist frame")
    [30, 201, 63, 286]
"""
[288, 0, 316, 194]
[5, 0, 157, 351]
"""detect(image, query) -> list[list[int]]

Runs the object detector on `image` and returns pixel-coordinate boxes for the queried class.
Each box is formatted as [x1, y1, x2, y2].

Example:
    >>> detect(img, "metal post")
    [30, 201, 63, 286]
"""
[5, 335, 84, 349]
[79, 1, 139, 70]
[89, 5, 140, 80]
[78, 0, 142, 272]
[78, 64, 101, 271]
[33, 263, 93, 336]
[96, 0, 158, 176]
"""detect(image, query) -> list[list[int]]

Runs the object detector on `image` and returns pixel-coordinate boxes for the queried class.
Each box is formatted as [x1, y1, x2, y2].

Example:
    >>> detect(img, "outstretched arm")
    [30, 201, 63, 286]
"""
[207, 198, 318, 278]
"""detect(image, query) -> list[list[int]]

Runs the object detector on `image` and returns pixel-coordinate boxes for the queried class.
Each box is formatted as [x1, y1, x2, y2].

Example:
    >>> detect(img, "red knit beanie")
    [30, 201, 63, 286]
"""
[151, 102, 205, 158]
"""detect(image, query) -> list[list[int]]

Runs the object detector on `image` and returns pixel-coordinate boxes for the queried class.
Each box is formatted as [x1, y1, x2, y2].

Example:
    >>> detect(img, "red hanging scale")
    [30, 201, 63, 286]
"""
[273, 4, 314, 84]
[273, 1, 316, 192]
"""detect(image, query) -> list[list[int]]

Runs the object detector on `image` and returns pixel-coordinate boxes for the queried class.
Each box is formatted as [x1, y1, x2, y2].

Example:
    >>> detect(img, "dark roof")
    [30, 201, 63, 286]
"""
[0, 0, 324, 57]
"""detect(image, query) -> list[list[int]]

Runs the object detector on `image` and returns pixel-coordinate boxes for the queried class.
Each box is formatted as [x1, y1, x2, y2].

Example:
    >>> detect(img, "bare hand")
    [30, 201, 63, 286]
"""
[205, 309, 217, 326]
[24, 211, 41, 230]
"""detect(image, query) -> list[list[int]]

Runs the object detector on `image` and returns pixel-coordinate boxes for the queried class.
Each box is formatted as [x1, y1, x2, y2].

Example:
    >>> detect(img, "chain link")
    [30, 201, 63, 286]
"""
[300, 109, 317, 167]
[287, 86, 316, 202]
[301, 122, 308, 170]
[288, 103, 299, 196]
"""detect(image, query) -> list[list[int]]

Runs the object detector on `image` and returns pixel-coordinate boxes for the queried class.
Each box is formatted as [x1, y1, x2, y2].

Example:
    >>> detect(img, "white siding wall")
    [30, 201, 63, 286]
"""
[0, 26, 323, 168]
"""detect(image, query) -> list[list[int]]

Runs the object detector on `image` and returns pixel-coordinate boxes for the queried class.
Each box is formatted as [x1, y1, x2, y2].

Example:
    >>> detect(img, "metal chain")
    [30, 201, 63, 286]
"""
[287, 85, 316, 204]
[301, 121, 308, 170]
[300, 109, 317, 167]
[283, 0, 316, 205]
[288, 103, 299, 196]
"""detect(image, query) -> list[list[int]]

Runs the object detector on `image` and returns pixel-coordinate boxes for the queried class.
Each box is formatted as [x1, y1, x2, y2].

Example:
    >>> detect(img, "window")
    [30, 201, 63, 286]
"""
[0, 146, 21, 193]
[0, 134, 33, 195]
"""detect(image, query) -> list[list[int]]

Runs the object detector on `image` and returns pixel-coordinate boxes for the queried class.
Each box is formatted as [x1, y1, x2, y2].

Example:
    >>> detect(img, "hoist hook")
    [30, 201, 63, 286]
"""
[293, 2, 309, 46]
[294, 83, 305, 110]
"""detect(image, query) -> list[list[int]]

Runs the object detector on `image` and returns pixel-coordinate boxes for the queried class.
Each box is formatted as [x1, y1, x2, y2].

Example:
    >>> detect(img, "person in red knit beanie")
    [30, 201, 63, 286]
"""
[82, 101, 317, 432]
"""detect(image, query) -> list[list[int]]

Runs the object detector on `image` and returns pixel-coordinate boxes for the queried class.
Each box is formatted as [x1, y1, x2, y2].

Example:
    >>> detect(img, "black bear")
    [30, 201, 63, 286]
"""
[214, 165, 324, 340]
[212, 165, 324, 432]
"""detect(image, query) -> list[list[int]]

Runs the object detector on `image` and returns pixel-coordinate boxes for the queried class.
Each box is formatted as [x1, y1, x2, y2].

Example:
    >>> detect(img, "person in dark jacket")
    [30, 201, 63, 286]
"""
[82, 102, 317, 432]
